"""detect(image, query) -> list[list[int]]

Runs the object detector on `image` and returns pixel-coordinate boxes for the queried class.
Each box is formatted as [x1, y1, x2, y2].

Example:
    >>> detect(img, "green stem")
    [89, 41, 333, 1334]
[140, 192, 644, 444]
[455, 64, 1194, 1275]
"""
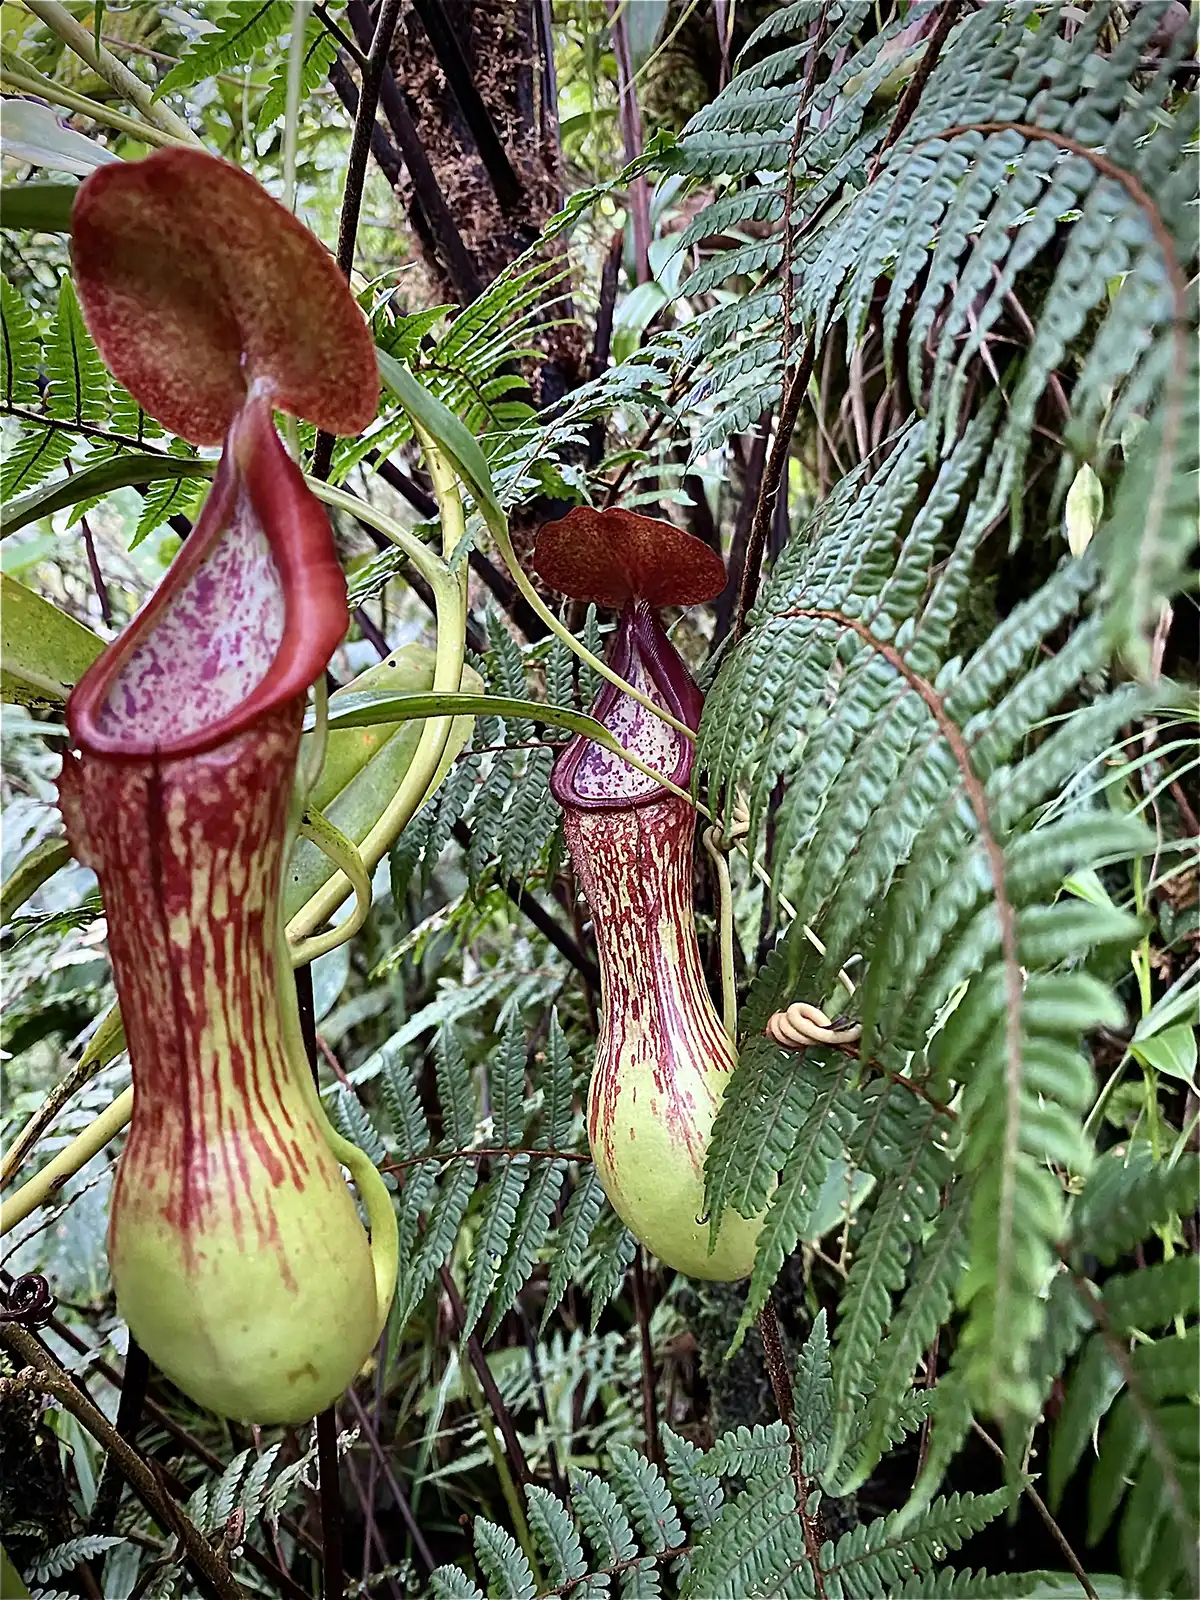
[20, 1, 201, 146]
[0, 59, 190, 149]
[277, 923, 399, 1340]
[290, 804, 373, 963]
[301, 670, 329, 800]
[287, 450, 468, 944]
[281, 0, 310, 211]
[702, 824, 739, 1042]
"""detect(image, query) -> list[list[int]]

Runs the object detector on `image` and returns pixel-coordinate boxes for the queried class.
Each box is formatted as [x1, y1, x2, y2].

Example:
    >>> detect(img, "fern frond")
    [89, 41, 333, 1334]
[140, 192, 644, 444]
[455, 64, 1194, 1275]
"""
[430, 1565, 485, 1600]
[158, 2, 289, 97]
[1, 272, 40, 408]
[397, 1158, 476, 1326]
[1068, 1145, 1200, 1268]
[1063, 1327, 1199, 1598]
[661, 1427, 724, 1533]
[472, 1515, 536, 1600]
[525, 1483, 587, 1587]
[542, 1166, 606, 1331]
[825, 1490, 1013, 1596]
[45, 276, 107, 427]
[436, 1025, 478, 1150]
[703, 1034, 821, 1237]
[31, 1537, 122, 1583]
[607, 1443, 686, 1555]
[0, 423, 71, 501]
[826, 1103, 952, 1481]
[732, 1057, 860, 1350]
[489, 1013, 527, 1148]
[254, 16, 336, 134]
[792, 1309, 833, 1480]
[684, 1426, 798, 1600]
[571, 1467, 639, 1569]
[462, 1154, 530, 1338]
[844, 1186, 969, 1492]
[132, 454, 204, 546]
[485, 1158, 566, 1341]
[585, 1214, 637, 1333]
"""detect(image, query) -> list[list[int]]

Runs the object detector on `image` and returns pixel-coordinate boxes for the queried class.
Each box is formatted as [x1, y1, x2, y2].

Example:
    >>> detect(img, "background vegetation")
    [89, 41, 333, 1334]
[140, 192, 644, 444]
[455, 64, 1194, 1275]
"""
[1, 3, 1196, 1598]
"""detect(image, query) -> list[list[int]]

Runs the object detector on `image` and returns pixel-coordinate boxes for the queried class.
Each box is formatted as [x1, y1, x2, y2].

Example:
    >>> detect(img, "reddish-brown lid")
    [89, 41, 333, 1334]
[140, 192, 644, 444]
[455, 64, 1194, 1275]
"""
[533, 507, 726, 609]
[71, 148, 379, 446]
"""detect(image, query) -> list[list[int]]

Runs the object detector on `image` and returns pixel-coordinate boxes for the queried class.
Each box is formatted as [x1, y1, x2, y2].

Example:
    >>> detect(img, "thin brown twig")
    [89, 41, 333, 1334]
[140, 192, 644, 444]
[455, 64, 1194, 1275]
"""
[545, 1542, 689, 1597]
[0, 1323, 242, 1600]
[631, 1247, 661, 1468]
[733, 341, 816, 638]
[439, 1265, 533, 1488]
[313, 0, 403, 480]
[732, 11, 828, 639]
[758, 1297, 826, 1599]
[824, 1039, 956, 1120]
[344, 1387, 435, 1574]
[0, 402, 170, 456]
[867, 0, 966, 181]
[316, 1408, 345, 1600]
[313, 2, 367, 70]
[79, 515, 113, 627]
[779, 12, 829, 373]
[969, 1420, 1099, 1600]
[89, 1336, 149, 1536]
[337, 1444, 396, 1595]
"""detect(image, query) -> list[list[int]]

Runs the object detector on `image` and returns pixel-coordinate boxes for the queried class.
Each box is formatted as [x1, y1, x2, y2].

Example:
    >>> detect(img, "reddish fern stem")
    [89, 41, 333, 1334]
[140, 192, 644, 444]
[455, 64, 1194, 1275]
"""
[783, 605, 1023, 1347]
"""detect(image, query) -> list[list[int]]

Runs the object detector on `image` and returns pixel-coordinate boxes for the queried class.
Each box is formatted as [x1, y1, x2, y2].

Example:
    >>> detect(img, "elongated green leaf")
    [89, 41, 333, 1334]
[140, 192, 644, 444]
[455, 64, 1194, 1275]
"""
[0, 182, 77, 233]
[0, 101, 117, 177]
[1, 835, 71, 925]
[2, 453, 212, 538]
[1, 573, 103, 707]
[377, 349, 505, 536]
[318, 691, 680, 806]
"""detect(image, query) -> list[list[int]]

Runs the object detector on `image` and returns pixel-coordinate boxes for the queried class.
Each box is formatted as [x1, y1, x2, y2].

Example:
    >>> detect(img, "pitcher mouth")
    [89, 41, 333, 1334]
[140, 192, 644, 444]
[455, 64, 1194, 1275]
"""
[550, 601, 704, 811]
[67, 392, 348, 764]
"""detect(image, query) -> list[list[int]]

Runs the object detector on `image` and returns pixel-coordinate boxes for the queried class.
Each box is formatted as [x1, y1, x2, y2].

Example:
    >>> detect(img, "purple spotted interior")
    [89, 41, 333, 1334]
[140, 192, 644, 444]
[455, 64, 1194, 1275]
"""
[95, 483, 284, 746]
[551, 602, 703, 810]
[570, 652, 685, 803]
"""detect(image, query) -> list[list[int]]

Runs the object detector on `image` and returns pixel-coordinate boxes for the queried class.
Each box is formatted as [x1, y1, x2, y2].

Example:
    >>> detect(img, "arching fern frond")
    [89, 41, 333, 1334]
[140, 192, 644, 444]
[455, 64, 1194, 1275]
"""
[328, 1016, 629, 1341]
[699, 406, 1162, 1428]
[661, 0, 1197, 645]
[432, 1309, 1013, 1598]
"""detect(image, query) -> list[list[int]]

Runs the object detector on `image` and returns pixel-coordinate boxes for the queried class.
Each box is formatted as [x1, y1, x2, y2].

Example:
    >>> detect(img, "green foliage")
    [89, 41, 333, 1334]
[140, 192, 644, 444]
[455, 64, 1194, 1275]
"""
[2, 7, 1196, 1600]
[437, 1316, 1015, 1597]
[1040, 1149, 1200, 1598]
[333, 1018, 630, 1338]
[698, 411, 1160, 1431]
[30, 1537, 121, 1583]
[666, 0, 1197, 650]
[156, 2, 292, 98]
[254, 16, 337, 136]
